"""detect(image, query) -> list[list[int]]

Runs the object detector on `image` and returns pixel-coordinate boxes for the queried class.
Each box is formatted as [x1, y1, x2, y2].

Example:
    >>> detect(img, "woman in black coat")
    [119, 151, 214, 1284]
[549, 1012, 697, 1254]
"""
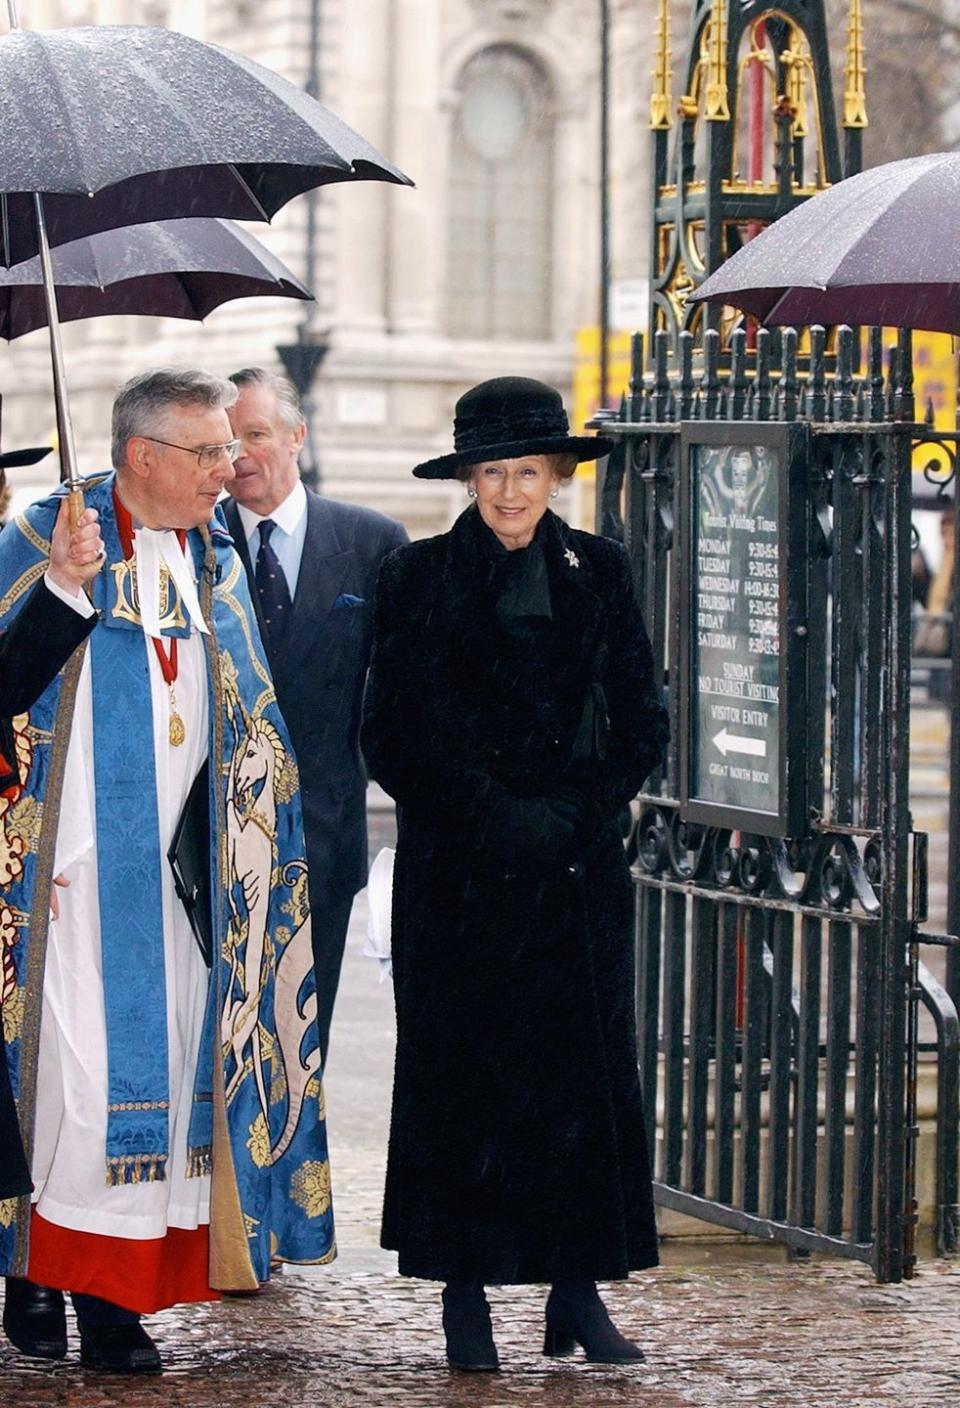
[360, 378, 669, 1372]
[0, 490, 103, 1203]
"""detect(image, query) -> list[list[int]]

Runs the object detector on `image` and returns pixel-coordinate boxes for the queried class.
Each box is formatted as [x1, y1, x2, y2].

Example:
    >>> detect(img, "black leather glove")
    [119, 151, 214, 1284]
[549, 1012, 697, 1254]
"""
[552, 786, 603, 850]
[481, 789, 579, 864]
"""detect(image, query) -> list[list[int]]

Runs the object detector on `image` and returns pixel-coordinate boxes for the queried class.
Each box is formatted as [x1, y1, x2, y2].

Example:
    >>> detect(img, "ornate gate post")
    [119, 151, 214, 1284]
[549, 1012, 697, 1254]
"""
[648, 1, 861, 358]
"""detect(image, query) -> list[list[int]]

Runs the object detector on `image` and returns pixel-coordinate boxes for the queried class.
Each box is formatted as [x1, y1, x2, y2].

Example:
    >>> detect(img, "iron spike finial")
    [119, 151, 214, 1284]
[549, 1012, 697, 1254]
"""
[650, 0, 673, 131]
[844, 0, 868, 130]
[705, 0, 731, 123]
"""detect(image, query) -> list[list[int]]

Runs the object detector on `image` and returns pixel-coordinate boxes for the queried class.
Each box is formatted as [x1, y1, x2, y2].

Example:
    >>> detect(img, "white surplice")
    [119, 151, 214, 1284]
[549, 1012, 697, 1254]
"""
[32, 577, 212, 1239]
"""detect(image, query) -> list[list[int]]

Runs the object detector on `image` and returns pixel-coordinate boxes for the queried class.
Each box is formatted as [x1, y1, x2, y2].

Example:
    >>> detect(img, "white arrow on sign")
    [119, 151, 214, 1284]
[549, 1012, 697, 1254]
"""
[712, 729, 767, 759]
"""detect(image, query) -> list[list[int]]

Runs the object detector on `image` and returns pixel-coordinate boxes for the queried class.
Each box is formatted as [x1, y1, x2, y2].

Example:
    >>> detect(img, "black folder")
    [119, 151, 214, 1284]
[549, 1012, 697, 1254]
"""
[167, 760, 212, 967]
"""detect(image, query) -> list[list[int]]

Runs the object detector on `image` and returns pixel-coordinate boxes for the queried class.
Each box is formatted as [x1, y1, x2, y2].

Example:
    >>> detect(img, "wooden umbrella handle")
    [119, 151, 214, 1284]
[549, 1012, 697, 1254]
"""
[67, 486, 85, 530]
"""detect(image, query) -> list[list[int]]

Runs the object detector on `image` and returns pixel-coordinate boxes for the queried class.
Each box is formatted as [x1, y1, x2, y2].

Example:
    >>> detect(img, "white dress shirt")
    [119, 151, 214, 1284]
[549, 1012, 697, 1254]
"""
[43, 571, 97, 617]
[235, 479, 308, 601]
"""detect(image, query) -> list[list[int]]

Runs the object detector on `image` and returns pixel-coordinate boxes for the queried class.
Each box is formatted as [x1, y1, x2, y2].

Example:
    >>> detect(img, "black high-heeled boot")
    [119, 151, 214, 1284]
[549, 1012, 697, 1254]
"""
[441, 1281, 499, 1372]
[2, 1276, 68, 1360]
[543, 1279, 645, 1364]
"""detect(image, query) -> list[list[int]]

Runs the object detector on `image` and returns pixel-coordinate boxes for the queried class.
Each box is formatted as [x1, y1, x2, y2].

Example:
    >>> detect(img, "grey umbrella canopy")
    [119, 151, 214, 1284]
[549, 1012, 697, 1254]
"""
[691, 152, 960, 335]
[0, 12, 412, 503]
[0, 218, 311, 340]
[0, 25, 413, 266]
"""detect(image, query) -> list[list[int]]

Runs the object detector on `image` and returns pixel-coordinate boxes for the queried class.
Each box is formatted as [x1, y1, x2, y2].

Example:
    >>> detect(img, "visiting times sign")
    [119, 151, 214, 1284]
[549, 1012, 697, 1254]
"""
[678, 422, 809, 838]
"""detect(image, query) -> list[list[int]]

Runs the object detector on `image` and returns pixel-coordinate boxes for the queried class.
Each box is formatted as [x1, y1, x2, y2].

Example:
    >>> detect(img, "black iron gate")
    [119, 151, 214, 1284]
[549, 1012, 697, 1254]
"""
[594, 325, 960, 1283]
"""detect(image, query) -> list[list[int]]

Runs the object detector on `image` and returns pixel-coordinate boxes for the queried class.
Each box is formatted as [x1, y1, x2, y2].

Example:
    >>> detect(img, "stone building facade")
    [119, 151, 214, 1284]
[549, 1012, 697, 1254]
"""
[3, 0, 654, 534]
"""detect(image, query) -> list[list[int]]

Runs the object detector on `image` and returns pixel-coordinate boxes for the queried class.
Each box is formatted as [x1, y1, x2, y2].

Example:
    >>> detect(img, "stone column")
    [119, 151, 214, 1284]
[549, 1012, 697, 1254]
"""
[386, 0, 443, 337]
[333, 0, 391, 342]
[552, 87, 594, 341]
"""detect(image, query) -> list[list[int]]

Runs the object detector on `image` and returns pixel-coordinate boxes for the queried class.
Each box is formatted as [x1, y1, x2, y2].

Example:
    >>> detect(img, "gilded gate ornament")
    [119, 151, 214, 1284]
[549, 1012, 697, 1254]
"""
[650, 0, 673, 131]
[647, 0, 851, 355]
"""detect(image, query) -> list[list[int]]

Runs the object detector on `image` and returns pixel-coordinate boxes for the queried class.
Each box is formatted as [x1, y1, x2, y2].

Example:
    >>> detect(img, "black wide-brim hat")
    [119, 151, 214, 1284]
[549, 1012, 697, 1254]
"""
[412, 376, 615, 480]
[0, 445, 52, 471]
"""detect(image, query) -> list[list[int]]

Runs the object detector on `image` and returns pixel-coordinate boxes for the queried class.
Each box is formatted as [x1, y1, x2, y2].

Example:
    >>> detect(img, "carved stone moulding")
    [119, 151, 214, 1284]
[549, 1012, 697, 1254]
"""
[469, 0, 553, 23]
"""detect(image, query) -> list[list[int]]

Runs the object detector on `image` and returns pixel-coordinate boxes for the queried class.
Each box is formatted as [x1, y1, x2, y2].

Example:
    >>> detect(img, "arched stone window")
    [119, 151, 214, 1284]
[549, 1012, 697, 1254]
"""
[447, 46, 554, 340]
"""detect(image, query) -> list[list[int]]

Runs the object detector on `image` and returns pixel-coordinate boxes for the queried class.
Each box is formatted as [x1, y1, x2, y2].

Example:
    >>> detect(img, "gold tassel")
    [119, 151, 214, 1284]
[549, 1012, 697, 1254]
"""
[186, 1148, 213, 1180]
[105, 1153, 168, 1187]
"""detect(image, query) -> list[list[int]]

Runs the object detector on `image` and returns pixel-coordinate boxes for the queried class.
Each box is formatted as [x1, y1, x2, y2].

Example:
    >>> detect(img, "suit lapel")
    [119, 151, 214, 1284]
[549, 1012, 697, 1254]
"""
[283, 492, 354, 674]
[221, 498, 269, 644]
[222, 491, 357, 677]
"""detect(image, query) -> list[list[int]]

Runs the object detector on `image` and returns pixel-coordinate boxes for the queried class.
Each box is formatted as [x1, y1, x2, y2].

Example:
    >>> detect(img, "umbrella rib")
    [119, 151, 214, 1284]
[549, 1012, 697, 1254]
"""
[178, 274, 209, 322]
[225, 167, 271, 222]
[829, 172, 945, 286]
[29, 36, 98, 194]
[703, 159, 946, 299]
[780, 164, 942, 287]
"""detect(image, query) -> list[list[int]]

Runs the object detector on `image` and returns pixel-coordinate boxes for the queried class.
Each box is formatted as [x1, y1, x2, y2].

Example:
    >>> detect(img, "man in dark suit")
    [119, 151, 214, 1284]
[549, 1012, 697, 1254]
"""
[223, 368, 408, 1061]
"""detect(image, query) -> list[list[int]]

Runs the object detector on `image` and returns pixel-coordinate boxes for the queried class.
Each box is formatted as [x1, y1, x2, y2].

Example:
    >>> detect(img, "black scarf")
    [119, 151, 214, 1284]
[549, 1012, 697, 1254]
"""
[479, 516, 553, 632]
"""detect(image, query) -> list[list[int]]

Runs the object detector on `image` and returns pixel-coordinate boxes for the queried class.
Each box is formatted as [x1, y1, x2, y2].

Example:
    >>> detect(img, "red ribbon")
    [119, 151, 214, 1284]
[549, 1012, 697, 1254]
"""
[112, 486, 185, 688]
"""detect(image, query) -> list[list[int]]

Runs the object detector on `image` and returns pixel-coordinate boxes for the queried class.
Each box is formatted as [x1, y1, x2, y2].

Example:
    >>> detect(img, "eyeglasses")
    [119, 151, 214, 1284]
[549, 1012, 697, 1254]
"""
[145, 437, 242, 470]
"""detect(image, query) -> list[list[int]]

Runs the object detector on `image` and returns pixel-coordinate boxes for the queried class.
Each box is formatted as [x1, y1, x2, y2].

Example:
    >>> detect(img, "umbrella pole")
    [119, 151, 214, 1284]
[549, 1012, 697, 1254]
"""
[8, 6, 84, 526]
[32, 192, 84, 527]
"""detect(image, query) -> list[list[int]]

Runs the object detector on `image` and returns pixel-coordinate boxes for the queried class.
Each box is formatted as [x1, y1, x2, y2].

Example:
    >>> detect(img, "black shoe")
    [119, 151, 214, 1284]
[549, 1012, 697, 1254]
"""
[2, 1277, 67, 1360]
[441, 1282, 499, 1372]
[78, 1321, 162, 1374]
[544, 1282, 645, 1365]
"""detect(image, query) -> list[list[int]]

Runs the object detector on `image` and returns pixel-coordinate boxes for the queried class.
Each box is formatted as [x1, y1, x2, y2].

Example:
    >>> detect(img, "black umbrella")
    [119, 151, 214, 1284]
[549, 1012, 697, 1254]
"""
[691, 152, 960, 334]
[0, 24, 412, 265]
[0, 218, 311, 340]
[0, 6, 413, 515]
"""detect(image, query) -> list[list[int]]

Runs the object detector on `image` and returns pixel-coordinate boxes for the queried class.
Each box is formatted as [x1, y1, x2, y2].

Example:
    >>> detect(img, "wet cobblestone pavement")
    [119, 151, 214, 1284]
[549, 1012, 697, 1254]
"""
[5, 878, 960, 1407]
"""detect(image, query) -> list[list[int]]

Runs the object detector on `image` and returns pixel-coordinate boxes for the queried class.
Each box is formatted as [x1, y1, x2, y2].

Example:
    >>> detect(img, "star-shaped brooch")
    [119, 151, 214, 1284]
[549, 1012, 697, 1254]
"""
[564, 548, 580, 569]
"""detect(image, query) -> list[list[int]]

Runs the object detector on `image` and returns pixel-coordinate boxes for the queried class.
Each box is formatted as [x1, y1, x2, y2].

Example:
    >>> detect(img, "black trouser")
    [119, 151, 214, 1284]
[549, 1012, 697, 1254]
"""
[309, 883, 356, 1065]
[72, 1292, 138, 1326]
[3, 1280, 138, 1325]
[0, 1034, 31, 1200]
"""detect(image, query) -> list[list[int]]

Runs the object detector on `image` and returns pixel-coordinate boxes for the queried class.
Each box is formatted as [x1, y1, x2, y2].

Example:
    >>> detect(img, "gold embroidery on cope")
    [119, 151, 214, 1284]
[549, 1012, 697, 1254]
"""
[110, 557, 187, 631]
[289, 1160, 332, 1218]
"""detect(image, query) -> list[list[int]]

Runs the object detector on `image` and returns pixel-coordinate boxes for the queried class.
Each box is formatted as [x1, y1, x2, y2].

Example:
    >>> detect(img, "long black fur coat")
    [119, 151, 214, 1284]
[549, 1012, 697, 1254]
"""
[360, 506, 669, 1283]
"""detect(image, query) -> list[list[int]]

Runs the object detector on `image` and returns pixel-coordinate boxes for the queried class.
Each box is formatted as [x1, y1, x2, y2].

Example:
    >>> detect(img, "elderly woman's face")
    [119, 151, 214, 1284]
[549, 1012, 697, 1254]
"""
[468, 455, 560, 551]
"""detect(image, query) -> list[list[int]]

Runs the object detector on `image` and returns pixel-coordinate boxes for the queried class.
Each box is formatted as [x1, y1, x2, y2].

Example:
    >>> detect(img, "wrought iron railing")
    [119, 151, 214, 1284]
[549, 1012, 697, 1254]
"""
[592, 324, 960, 1282]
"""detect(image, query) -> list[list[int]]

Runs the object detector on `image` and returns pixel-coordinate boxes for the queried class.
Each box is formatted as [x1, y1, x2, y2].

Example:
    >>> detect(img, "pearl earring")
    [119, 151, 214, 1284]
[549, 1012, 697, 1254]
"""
[467, 487, 478, 500]
[549, 488, 559, 499]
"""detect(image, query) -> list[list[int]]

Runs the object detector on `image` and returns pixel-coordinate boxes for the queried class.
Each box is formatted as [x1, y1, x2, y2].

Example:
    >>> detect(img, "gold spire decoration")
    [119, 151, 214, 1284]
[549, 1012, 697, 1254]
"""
[844, 0, 868, 128]
[705, 0, 731, 122]
[649, 0, 673, 130]
[781, 30, 810, 140]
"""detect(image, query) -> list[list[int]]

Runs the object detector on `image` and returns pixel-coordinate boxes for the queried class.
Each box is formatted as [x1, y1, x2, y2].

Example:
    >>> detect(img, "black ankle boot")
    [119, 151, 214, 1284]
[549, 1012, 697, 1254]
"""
[441, 1281, 499, 1372]
[544, 1280, 645, 1364]
[2, 1277, 67, 1360]
[73, 1294, 161, 1374]
[77, 1322, 161, 1374]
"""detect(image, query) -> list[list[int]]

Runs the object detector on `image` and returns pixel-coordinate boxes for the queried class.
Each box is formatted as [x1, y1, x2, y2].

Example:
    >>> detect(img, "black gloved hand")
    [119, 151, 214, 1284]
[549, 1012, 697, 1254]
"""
[551, 786, 603, 849]
[481, 789, 579, 865]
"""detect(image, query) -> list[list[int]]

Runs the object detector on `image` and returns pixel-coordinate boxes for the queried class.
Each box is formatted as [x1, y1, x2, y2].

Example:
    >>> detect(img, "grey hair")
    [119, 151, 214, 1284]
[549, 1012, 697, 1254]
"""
[228, 366, 305, 430]
[112, 368, 238, 470]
